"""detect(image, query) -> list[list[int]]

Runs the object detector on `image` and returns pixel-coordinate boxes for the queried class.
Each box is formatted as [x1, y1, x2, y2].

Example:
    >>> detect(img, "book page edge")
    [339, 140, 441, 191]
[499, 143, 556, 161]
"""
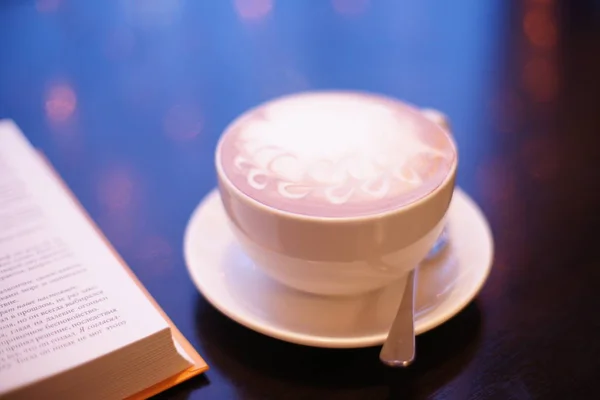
[35, 150, 209, 391]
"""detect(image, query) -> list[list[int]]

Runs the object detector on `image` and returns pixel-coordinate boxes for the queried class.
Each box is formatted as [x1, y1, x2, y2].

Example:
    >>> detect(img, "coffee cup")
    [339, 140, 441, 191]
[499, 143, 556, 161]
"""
[215, 91, 457, 296]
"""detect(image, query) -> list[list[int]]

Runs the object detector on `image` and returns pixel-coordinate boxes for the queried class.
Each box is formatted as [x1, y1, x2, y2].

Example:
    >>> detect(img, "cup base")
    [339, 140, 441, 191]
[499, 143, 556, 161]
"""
[228, 217, 445, 297]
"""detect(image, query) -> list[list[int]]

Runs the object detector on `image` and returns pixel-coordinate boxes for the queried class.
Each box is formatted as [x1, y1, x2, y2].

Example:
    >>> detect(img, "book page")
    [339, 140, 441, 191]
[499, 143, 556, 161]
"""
[0, 121, 173, 393]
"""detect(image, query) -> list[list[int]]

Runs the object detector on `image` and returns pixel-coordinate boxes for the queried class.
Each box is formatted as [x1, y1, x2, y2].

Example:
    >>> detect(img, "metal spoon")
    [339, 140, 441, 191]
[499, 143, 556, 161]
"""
[379, 227, 449, 367]
[379, 268, 416, 367]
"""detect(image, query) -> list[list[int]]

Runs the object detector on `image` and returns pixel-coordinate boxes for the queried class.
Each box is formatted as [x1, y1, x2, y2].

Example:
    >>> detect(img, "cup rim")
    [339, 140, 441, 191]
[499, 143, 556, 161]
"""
[214, 90, 458, 223]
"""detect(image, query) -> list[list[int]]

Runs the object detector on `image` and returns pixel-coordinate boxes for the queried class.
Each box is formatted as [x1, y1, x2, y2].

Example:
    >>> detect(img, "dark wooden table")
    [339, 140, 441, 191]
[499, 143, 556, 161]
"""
[2, 1, 599, 399]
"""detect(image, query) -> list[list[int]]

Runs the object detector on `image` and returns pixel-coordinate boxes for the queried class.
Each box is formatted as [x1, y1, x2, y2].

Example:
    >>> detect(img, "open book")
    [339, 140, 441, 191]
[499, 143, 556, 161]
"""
[0, 121, 208, 399]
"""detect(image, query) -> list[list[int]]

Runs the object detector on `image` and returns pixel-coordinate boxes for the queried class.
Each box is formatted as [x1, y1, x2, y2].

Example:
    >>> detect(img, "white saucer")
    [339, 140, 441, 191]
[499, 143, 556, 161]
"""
[184, 188, 494, 348]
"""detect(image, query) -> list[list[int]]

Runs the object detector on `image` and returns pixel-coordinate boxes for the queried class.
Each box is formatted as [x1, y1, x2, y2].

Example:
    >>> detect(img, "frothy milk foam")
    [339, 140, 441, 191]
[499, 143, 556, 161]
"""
[218, 92, 456, 218]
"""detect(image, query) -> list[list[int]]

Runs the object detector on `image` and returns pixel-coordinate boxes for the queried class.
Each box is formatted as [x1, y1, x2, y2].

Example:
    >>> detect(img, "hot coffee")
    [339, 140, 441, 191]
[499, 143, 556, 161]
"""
[217, 91, 456, 218]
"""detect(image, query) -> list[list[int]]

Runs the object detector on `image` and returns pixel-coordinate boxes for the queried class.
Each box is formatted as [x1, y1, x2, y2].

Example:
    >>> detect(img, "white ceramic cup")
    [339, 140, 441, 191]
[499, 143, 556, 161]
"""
[215, 94, 457, 296]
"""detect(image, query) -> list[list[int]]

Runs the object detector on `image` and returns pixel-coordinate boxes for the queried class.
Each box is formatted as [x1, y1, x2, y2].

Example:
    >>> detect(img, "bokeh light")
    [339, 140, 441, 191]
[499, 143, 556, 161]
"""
[524, 8, 557, 48]
[234, 0, 273, 21]
[122, 0, 183, 28]
[332, 0, 370, 16]
[45, 84, 77, 123]
[97, 166, 136, 211]
[522, 0, 558, 102]
[36, 0, 62, 13]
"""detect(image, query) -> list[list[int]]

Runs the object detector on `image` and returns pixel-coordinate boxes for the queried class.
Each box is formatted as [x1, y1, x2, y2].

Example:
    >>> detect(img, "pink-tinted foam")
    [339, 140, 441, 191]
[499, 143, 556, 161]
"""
[217, 92, 456, 218]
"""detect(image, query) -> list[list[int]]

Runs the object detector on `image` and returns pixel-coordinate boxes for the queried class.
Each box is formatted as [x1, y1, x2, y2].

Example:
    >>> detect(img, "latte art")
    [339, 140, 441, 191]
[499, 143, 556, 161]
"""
[218, 92, 456, 217]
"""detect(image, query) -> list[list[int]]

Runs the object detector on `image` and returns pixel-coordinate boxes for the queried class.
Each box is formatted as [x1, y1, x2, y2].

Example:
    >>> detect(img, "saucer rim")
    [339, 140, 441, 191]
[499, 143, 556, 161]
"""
[184, 187, 494, 348]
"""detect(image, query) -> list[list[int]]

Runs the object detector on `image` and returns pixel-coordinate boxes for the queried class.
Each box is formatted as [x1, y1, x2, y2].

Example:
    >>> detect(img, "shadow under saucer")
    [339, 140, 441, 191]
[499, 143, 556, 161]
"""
[193, 295, 482, 399]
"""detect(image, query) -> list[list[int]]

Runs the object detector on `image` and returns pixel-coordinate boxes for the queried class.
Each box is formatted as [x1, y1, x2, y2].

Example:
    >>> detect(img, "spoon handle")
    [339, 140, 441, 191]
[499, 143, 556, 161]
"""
[379, 269, 416, 367]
